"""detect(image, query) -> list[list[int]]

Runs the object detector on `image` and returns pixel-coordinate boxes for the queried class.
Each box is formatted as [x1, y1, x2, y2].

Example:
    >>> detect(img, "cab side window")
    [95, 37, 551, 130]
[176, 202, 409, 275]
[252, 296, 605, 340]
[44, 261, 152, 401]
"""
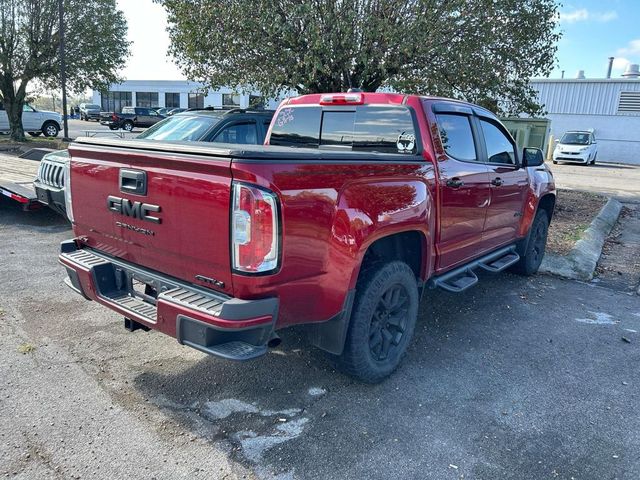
[479, 119, 515, 165]
[435, 114, 478, 162]
[212, 121, 258, 144]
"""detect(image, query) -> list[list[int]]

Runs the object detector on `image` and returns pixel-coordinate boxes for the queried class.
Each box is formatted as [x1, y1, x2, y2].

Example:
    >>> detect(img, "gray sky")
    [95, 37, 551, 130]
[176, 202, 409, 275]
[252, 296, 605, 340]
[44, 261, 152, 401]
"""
[116, 0, 185, 80]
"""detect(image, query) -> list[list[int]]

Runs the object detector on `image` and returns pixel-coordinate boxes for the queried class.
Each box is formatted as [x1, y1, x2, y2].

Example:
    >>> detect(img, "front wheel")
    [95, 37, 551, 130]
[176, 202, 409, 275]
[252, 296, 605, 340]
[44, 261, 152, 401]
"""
[336, 261, 419, 383]
[511, 210, 549, 276]
[122, 121, 134, 132]
[591, 153, 597, 165]
[42, 121, 59, 138]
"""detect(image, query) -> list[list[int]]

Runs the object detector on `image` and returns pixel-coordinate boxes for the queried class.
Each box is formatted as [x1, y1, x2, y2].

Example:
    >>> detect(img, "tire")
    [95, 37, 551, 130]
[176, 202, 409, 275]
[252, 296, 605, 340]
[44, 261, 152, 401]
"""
[122, 121, 134, 132]
[552, 160, 558, 164]
[28, 132, 41, 137]
[336, 261, 419, 383]
[42, 121, 59, 138]
[109, 126, 118, 131]
[511, 209, 549, 276]
[591, 153, 597, 165]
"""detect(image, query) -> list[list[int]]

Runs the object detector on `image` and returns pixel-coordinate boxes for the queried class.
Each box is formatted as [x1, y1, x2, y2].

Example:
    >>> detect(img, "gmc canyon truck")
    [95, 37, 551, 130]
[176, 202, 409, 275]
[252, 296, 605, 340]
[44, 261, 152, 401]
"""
[59, 92, 555, 382]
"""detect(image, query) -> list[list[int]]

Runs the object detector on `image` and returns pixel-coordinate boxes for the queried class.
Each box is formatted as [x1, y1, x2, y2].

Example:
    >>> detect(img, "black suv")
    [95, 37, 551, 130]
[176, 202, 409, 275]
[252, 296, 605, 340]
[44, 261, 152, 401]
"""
[136, 108, 275, 144]
[100, 107, 165, 131]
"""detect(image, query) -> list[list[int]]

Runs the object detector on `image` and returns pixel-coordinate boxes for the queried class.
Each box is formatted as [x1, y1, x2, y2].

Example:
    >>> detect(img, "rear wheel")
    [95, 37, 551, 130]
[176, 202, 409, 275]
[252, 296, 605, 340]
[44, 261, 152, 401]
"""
[28, 132, 41, 137]
[552, 160, 558, 164]
[336, 261, 419, 383]
[42, 121, 59, 138]
[512, 209, 549, 276]
[591, 153, 597, 165]
[109, 126, 118, 131]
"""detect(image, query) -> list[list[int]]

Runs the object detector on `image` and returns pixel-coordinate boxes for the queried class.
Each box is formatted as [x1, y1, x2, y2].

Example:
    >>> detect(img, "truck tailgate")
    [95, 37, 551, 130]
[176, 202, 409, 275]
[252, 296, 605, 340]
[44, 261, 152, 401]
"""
[68, 140, 234, 295]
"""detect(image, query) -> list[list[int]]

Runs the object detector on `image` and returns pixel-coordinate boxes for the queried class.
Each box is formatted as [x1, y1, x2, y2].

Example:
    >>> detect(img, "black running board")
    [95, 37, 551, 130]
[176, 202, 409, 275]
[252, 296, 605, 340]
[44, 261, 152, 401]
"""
[430, 245, 520, 293]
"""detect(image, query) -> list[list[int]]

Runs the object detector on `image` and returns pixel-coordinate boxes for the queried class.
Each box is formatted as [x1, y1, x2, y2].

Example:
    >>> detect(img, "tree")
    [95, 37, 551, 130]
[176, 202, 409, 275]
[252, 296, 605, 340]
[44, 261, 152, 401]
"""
[158, 0, 560, 116]
[0, 0, 130, 140]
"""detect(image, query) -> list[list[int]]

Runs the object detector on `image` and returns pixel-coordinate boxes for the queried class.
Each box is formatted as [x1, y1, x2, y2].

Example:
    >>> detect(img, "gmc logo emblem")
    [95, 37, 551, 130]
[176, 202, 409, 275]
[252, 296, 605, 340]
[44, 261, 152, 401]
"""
[107, 195, 161, 224]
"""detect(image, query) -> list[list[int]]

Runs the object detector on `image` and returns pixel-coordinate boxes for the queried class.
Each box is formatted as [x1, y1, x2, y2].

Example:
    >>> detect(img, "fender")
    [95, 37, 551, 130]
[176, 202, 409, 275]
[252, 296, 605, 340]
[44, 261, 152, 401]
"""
[518, 166, 556, 238]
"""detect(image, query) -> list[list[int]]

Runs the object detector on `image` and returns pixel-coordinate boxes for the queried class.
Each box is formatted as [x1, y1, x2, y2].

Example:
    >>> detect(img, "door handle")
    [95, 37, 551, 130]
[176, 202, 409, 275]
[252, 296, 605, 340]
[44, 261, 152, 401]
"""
[446, 177, 464, 188]
[491, 177, 503, 187]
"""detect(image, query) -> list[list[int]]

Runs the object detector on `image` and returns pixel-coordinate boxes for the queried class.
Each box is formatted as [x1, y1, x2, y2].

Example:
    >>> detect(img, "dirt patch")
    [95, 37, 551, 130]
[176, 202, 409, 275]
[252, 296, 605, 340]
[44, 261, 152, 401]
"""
[594, 205, 640, 293]
[547, 189, 607, 255]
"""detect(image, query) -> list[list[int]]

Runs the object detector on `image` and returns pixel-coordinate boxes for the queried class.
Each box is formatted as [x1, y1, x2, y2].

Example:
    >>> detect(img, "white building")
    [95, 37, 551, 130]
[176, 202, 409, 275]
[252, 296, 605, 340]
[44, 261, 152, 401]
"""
[91, 80, 281, 113]
[530, 76, 640, 165]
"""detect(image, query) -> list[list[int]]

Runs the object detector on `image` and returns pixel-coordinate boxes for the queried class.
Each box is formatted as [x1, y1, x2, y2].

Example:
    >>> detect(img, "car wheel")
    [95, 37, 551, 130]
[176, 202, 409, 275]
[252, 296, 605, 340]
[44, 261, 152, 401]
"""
[28, 132, 42, 137]
[42, 121, 59, 138]
[336, 261, 419, 383]
[591, 153, 597, 165]
[552, 160, 558, 164]
[511, 209, 549, 276]
[109, 126, 118, 131]
[122, 121, 134, 132]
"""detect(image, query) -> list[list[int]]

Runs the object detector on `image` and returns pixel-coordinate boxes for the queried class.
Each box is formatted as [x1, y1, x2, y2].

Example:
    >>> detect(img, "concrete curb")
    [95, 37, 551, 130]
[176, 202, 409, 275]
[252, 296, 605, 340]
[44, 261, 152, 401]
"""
[540, 198, 624, 281]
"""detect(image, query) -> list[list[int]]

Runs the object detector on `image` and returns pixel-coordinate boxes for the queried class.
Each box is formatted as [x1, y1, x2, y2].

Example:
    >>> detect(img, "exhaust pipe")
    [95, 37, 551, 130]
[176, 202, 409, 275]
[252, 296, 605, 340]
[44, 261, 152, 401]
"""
[267, 334, 281, 348]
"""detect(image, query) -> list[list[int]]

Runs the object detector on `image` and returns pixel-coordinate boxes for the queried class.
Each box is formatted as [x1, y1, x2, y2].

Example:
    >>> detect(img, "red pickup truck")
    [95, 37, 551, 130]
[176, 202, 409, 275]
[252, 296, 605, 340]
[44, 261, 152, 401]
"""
[59, 92, 555, 382]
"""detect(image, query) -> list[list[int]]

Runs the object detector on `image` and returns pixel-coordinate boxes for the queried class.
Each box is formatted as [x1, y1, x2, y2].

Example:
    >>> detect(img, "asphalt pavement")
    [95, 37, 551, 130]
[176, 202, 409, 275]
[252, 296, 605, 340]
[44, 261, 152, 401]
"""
[1, 197, 639, 479]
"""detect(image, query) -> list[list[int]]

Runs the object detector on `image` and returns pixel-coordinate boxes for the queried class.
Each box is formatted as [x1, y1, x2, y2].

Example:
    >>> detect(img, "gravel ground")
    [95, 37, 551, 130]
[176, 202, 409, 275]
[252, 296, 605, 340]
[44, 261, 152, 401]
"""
[2, 197, 640, 479]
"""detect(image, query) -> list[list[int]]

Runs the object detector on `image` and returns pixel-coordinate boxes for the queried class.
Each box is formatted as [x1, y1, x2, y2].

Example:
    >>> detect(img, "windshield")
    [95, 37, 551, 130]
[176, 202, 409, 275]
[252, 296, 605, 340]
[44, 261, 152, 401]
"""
[560, 132, 590, 145]
[86, 104, 100, 109]
[137, 114, 222, 141]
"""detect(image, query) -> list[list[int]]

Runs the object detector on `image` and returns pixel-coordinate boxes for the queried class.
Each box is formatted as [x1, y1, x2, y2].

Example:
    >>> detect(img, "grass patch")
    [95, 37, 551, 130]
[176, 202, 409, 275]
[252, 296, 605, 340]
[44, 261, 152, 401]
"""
[17, 343, 36, 354]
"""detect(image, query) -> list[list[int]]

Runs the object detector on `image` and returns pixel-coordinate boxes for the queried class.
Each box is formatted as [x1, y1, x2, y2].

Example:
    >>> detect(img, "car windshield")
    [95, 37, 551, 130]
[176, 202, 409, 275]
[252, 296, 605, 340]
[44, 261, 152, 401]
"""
[137, 114, 222, 141]
[86, 104, 100, 109]
[560, 132, 590, 145]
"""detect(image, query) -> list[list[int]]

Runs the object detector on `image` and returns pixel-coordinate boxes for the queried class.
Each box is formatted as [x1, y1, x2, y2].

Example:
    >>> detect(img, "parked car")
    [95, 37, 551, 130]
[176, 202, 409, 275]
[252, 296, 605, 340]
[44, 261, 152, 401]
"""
[553, 130, 598, 165]
[33, 150, 69, 218]
[59, 92, 555, 383]
[167, 108, 186, 116]
[100, 107, 165, 132]
[79, 103, 102, 121]
[0, 102, 61, 137]
[136, 109, 274, 143]
[154, 107, 171, 116]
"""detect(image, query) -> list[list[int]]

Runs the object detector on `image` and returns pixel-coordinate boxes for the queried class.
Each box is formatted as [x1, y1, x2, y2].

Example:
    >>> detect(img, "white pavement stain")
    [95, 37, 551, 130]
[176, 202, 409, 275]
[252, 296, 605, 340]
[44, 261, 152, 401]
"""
[308, 387, 327, 397]
[235, 417, 310, 463]
[575, 311, 618, 325]
[200, 398, 301, 421]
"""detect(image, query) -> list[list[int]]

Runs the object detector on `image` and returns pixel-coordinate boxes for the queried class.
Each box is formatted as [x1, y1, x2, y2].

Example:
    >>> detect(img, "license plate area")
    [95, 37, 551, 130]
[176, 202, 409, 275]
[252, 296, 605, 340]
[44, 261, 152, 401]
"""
[115, 268, 159, 306]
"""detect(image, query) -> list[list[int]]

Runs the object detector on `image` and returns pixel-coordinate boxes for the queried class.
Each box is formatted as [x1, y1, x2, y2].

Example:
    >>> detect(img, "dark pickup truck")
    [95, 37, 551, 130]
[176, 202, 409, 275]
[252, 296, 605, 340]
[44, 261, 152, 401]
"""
[100, 107, 165, 131]
[60, 92, 555, 382]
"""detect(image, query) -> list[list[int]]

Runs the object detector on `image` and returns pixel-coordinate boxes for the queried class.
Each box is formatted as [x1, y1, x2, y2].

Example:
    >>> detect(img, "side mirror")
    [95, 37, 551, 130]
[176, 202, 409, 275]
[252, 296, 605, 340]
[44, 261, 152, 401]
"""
[523, 147, 544, 167]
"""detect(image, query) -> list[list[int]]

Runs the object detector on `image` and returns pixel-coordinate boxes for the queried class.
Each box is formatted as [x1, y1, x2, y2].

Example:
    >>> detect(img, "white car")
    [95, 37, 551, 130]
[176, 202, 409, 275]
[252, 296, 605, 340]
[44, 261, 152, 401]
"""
[0, 102, 62, 137]
[553, 131, 598, 165]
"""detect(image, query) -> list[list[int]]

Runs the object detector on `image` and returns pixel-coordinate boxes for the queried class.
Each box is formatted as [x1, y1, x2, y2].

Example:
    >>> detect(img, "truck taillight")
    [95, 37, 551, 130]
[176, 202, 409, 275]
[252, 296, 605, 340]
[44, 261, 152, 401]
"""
[111, 114, 118, 121]
[231, 182, 279, 273]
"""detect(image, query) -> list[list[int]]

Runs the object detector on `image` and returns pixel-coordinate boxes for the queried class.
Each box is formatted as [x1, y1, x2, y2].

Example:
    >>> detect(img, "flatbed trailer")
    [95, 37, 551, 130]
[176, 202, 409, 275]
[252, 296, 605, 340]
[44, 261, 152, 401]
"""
[0, 152, 42, 210]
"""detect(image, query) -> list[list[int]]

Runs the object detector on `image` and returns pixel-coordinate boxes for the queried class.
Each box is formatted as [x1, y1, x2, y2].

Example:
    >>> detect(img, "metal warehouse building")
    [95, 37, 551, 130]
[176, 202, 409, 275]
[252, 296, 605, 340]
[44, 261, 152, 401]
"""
[91, 80, 281, 113]
[530, 78, 640, 165]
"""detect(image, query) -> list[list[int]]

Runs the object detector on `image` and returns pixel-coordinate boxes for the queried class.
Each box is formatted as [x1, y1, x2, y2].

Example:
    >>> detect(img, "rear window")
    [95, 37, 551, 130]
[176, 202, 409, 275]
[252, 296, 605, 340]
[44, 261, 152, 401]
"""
[137, 114, 222, 141]
[269, 105, 417, 154]
[122, 107, 134, 114]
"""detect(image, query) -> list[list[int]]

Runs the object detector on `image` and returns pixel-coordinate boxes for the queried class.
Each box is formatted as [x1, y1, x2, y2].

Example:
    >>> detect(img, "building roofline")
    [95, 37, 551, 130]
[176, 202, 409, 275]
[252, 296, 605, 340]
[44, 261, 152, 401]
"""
[531, 78, 640, 83]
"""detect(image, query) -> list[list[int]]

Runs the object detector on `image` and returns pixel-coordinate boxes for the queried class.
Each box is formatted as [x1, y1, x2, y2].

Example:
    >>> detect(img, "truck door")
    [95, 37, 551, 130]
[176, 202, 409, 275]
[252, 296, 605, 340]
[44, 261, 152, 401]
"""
[432, 110, 491, 271]
[475, 117, 528, 247]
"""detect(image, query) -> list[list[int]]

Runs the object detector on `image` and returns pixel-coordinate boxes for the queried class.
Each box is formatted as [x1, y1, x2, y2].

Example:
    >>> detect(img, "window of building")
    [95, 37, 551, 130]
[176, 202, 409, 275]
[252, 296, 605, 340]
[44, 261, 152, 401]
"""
[188, 93, 205, 109]
[223, 93, 241, 107]
[618, 91, 640, 114]
[249, 95, 263, 108]
[101, 91, 132, 113]
[136, 92, 159, 108]
[211, 122, 258, 144]
[165, 92, 180, 109]
[480, 119, 515, 165]
[435, 114, 477, 162]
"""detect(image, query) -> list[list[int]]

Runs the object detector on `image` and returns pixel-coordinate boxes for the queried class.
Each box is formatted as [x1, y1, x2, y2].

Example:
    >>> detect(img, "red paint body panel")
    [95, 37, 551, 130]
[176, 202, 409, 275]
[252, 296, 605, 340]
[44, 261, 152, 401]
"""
[64, 93, 555, 343]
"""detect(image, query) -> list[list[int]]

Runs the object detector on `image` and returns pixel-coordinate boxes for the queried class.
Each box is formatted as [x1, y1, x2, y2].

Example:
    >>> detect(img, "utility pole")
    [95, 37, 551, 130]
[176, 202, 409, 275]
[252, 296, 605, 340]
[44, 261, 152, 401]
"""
[58, 0, 70, 141]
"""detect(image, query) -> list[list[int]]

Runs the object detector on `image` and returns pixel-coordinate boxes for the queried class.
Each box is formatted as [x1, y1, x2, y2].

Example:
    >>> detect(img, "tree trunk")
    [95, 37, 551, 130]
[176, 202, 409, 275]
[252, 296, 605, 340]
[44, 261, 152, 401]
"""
[6, 98, 26, 141]
[0, 81, 27, 142]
